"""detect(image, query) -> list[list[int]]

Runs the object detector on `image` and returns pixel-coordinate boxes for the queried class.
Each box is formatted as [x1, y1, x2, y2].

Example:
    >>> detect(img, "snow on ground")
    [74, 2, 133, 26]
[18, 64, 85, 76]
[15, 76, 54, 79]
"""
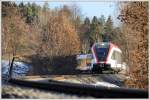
[2, 60, 31, 79]
[93, 81, 119, 88]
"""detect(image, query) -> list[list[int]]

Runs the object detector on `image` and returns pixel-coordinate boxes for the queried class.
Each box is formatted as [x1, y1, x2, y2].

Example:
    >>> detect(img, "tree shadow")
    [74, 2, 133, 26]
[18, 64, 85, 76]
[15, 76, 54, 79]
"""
[26, 54, 78, 75]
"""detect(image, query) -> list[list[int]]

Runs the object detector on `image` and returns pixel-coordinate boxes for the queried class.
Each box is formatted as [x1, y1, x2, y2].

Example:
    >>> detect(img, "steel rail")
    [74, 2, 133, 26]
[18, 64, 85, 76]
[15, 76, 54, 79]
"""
[9, 78, 148, 98]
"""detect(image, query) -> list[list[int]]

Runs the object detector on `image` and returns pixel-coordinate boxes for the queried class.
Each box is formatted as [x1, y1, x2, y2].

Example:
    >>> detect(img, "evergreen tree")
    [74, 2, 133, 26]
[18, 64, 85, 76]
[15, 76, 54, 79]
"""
[80, 17, 91, 53]
[43, 2, 49, 12]
[19, 2, 27, 17]
[26, 3, 33, 23]
[98, 15, 105, 35]
[2, 2, 12, 17]
[84, 17, 90, 25]
[74, 16, 81, 32]
[31, 3, 38, 17]
[92, 16, 98, 24]
[99, 15, 105, 26]
[19, 2, 24, 8]
[83, 17, 91, 36]
[90, 16, 102, 44]
[103, 16, 114, 42]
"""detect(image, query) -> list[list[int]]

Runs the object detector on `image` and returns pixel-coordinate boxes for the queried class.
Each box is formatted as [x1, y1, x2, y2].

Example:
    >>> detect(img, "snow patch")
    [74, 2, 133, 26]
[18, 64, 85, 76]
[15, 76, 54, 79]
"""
[93, 82, 119, 88]
[2, 60, 31, 79]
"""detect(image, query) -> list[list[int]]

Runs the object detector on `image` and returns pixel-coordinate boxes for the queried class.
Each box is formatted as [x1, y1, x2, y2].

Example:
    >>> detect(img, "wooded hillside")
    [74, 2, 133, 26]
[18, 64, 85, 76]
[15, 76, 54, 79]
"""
[2, 1, 148, 89]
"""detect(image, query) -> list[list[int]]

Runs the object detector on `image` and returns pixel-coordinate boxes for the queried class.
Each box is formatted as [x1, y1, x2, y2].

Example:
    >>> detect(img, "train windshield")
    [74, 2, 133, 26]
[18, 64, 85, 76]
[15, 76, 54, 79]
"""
[95, 43, 109, 61]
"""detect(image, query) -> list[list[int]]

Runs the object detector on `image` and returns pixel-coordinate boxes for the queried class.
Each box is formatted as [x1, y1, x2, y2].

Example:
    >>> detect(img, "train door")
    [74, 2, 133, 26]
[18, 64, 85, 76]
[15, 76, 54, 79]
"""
[110, 50, 122, 70]
[115, 51, 122, 70]
[110, 50, 117, 69]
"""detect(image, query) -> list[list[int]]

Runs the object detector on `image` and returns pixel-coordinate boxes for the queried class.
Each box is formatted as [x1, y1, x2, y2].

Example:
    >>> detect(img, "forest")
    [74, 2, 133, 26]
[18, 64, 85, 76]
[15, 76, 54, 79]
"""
[2, 1, 148, 90]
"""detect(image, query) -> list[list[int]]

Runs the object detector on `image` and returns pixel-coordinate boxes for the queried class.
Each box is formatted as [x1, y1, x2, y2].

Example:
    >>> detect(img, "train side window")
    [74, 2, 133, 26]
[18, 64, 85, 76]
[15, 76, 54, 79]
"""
[118, 53, 122, 63]
[115, 51, 122, 64]
[111, 51, 122, 62]
[111, 51, 116, 60]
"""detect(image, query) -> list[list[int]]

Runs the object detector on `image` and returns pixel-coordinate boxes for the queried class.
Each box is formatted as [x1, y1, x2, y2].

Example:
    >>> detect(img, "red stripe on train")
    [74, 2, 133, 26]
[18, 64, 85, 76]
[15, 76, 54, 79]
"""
[93, 45, 99, 63]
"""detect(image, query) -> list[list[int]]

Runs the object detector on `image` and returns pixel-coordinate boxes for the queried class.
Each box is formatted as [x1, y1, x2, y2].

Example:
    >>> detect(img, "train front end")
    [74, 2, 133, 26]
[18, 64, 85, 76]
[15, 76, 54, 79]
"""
[91, 42, 112, 72]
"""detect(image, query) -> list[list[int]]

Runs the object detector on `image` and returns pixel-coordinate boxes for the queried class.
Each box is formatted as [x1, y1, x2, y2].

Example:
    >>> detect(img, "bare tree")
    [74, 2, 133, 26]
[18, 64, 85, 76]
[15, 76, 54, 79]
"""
[118, 2, 148, 89]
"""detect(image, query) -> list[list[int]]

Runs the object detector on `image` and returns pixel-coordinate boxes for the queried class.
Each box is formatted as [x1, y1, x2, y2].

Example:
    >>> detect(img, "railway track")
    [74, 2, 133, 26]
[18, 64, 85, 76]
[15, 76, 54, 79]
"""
[8, 76, 148, 98]
[2, 81, 92, 99]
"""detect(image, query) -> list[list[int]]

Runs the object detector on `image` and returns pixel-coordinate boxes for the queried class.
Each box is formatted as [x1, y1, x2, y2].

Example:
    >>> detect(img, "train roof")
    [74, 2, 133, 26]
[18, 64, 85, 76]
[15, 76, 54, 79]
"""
[92, 42, 119, 48]
[92, 42, 122, 53]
